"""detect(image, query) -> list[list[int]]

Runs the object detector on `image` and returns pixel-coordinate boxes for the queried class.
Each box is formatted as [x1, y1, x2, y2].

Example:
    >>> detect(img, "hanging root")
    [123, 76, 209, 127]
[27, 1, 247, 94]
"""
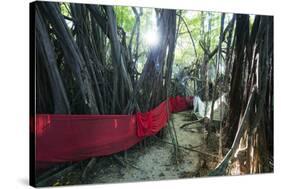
[167, 119, 180, 163]
[180, 117, 205, 128]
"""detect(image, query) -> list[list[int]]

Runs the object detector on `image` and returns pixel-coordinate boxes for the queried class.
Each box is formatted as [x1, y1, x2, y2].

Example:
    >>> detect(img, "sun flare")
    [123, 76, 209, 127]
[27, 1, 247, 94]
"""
[144, 30, 159, 47]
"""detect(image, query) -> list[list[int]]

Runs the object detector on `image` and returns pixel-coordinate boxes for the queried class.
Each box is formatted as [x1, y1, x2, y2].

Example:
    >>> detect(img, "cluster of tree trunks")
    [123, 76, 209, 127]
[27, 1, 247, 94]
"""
[35, 2, 177, 115]
[34, 1, 273, 176]
[182, 12, 273, 175]
[211, 14, 273, 175]
[35, 2, 179, 178]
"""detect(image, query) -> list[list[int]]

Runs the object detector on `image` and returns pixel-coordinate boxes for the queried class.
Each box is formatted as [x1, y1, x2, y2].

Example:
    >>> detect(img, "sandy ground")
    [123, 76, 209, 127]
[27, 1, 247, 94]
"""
[40, 110, 205, 186]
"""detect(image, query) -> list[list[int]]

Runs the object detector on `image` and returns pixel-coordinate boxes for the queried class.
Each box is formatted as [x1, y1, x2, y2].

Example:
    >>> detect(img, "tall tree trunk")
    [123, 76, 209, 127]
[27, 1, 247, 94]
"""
[224, 14, 249, 147]
[38, 2, 99, 114]
[35, 7, 70, 114]
[137, 9, 177, 111]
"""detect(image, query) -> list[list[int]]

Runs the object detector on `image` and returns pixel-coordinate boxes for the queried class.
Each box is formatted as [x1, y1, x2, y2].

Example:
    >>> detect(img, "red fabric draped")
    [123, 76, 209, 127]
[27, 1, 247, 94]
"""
[169, 96, 194, 112]
[136, 101, 169, 137]
[33, 96, 193, 169]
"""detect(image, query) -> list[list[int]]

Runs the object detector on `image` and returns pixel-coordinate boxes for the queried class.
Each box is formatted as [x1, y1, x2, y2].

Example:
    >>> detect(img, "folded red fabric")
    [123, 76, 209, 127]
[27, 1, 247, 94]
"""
[136, 101, 169, 137]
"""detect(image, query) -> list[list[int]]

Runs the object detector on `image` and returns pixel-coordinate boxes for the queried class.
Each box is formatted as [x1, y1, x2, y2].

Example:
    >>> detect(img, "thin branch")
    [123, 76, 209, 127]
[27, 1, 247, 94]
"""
[200, 16, 235, 61]
[176, 13, 198, 58]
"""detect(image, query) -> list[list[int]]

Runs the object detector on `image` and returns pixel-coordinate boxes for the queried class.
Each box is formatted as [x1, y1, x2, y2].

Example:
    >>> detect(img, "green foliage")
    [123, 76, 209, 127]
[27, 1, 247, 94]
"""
[60, 3, 71, 18]
[59, 5, 235, 78]
[174, 11, 234, 72]
[114, 6, 135, 33]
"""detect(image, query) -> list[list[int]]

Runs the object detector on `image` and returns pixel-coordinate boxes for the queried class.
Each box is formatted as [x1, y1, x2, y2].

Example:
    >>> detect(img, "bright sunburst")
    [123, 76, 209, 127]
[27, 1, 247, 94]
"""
[144, 30, 159, 47]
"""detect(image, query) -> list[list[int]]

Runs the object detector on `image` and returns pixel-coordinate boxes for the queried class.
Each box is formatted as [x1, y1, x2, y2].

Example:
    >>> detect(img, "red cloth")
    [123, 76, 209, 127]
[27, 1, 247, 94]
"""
[34, 96, 193, 169]
[169, 96, 194, 112]
[136, 101, 170, 137]
[35, 114, 141, 164]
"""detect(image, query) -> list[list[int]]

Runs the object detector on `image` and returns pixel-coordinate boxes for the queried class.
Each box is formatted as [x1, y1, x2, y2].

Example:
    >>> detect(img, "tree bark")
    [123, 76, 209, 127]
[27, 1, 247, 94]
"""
[35, 7, 70, 114]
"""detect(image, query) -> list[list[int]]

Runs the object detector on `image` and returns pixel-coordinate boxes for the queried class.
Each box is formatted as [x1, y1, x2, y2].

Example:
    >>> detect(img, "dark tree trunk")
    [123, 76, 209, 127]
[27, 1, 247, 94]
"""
[35, 7, 70, 114]
[224, 14, 249, 147]
[38, 2, 99, 114]
[213, 14, 273, 175]
[134, 9, 177, 112]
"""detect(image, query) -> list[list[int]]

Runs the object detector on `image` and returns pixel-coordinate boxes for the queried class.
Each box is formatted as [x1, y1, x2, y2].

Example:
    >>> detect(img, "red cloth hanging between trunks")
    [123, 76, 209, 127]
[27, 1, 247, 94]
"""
[33, 96, 193, 170]
[136, 101, 169, 137]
